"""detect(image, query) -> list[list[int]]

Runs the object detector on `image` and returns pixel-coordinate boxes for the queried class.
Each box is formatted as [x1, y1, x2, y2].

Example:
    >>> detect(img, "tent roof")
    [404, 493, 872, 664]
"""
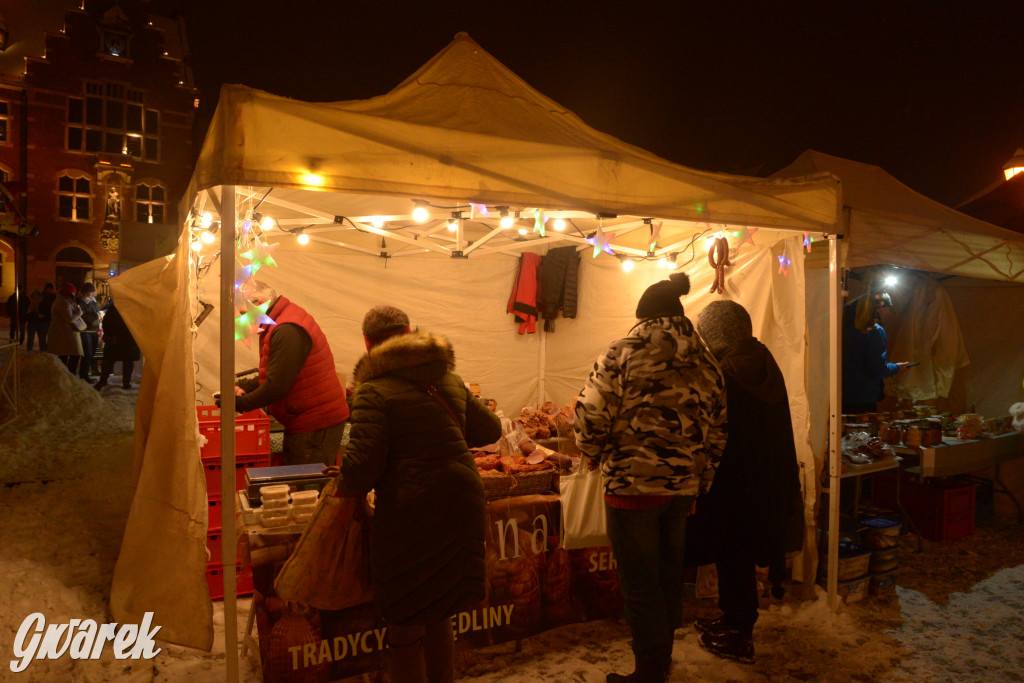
[772, 150, 1024, 282]
[185, 33, 838, 259]
[957, 172, 1024, 236]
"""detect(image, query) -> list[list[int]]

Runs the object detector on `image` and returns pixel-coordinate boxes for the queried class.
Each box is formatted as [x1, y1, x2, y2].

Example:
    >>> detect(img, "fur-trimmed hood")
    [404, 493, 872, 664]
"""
[352, 329, 456, 386]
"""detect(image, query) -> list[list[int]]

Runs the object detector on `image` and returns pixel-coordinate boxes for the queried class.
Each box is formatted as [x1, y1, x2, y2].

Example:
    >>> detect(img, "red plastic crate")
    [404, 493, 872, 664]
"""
[197, 406, 271, 459]
[207, 530, 222, 566]
[902, 477, 976, 542]
[203, 456, 270, 497]
[207, 496, 224, 531]
[206, 563, 253, 600]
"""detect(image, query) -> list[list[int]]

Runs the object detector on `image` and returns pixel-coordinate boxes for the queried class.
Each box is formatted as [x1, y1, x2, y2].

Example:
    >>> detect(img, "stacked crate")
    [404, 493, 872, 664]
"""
[198, 405, 271, 598]
[860, 516, 901, 596]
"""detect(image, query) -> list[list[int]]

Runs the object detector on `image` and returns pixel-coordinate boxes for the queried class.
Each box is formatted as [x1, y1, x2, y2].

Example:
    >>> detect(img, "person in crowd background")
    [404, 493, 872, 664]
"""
[337, 304, 502, 683]
[6, 290, 29, 344]
[47, 282, 84, 374]
[76, 283, 101, 383]
[692, 300, 804, 663]
[31, 283, 56, 352]
[574, 272, 727, 683]
[94, 298, 139, 390]
[24, 289, 45, 351]
[232, 281, 349, 466]
[842, 285, 911, 413]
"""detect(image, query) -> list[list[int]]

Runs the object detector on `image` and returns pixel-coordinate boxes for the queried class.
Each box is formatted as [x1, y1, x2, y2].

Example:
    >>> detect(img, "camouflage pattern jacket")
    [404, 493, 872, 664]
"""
[573, 316, 727, 497]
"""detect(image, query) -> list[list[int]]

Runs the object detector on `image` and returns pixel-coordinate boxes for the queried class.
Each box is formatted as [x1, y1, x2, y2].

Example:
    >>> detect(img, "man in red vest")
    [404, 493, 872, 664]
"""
[232, 281, 350, 467]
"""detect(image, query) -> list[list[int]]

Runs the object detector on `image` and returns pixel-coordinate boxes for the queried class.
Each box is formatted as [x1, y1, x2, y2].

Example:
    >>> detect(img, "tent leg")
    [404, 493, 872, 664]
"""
[826, 234, 843, 611]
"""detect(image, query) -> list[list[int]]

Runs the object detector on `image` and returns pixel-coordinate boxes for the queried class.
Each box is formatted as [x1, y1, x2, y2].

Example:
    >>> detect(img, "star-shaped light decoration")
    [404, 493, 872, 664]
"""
[803, 231, 814, 253]
[648, 220, 663, 252]
[586, 227, 616, 258]
[240, 237, 279, 273]
[469, 203, 489, 219]
[532, 209, 547, 236]
[234, 260, 256, 293]
[234, 298, 275, 347]
[732, 226, 758, 247]
[778, 247, 793, 276]
[695, 202, 716, 227]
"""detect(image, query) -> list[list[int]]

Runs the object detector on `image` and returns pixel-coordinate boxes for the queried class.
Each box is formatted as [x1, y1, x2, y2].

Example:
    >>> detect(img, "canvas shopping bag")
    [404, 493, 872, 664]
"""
[273, 478, 374, 611]
[559, 457, 610, 549]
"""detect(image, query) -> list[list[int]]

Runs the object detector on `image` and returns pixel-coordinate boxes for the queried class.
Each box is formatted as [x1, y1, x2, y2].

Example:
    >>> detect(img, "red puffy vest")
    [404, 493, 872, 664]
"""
[259, 297, 349, 433]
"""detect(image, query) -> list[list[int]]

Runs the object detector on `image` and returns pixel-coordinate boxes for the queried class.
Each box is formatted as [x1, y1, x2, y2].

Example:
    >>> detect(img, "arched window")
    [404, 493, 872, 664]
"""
[58, 173, 92, 221]
[135, 182, 165, 224]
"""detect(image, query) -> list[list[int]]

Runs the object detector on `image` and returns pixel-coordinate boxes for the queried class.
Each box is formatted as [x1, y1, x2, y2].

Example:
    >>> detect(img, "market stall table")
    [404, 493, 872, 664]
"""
[895, 431, 1024, 522]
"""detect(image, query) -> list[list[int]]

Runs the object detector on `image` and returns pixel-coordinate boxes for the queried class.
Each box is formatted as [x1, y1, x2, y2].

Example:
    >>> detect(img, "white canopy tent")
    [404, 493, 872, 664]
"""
[774, 150, 1024, 610]
[107, 34, 847, 677]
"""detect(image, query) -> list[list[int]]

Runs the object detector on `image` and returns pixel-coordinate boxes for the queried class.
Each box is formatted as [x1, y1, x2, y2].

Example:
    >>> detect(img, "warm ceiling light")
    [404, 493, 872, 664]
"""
[499, 207, 513, 229]
[553, 218, 566, 231]
[200, 230, 215, 244]
[412, 201, 430, 223]
[448, 212, 461, 231]
[300, 172, 325, 186]
[518, 226, 528, 235]
[620, 257, 634, 273]
[371, 217, 384, 228]
[297, 232, 310, 245]
[260, 216, 275, 232]
[200, 212, 213, 229]
[190, 240, 202, 252]
[1003, 148, 1024, 181]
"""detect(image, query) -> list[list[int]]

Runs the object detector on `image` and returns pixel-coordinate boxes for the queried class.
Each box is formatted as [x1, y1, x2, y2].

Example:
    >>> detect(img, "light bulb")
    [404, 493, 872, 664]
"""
[448, 215, 459, 231]
[553, 218, 566, 231]
[201, 212, 213, 229]
[500, 215, 514, 229]
[190, 240, 202, 252]
[260, 216, 275, 232]
[621, 258, 634, 273]
[371, 217, 384, 228]
[412, 206, 430, 223]
[884, 275, 898, 287]
[200, 230, 215, 244]
[658, 257, 670, 269]
[518, 226, 528, 235]
[297, 233, 310, 245]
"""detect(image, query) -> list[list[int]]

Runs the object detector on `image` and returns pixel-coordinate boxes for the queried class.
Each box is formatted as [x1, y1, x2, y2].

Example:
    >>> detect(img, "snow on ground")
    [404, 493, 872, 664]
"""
[2, 347, 1022, 682]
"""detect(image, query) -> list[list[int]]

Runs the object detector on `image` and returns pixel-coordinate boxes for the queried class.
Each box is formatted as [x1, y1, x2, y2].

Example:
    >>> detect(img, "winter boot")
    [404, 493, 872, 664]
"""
[698, 629, 755, 664]
[606, 646, 671, 683]
[694, 615, 730, 637]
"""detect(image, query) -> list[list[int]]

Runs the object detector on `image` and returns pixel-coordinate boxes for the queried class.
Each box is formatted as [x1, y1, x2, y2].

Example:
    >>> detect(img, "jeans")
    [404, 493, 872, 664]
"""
[79, 332, 98, 378]
[605, 495, 695, 659]
[282, 422, 346, 467]
[26, 320, 48, 351]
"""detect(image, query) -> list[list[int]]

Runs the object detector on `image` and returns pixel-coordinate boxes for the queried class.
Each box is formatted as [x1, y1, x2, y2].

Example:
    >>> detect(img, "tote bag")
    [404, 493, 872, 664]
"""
[559, 457, 610, 549]
[274, 479, 374, 611]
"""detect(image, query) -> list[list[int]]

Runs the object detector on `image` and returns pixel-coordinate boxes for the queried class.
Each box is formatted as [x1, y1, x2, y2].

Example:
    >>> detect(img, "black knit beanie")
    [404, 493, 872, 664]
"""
[362, 305, 411, 348]
[635, 272, 691, 319]
[696, 300, 753, 357]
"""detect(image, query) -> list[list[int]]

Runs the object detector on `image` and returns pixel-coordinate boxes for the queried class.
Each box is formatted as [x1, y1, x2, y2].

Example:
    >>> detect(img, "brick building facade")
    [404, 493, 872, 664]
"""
[0, 0, 195, 304]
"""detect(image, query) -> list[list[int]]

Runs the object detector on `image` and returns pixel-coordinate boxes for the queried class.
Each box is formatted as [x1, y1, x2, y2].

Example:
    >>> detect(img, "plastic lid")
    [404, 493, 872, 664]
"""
[859, 516, 901, 529]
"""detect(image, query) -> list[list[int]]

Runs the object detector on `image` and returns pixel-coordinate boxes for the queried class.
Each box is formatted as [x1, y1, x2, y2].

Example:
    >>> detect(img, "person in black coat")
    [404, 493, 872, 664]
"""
[693, 300, 804, 664]
[95, 299, 140, 390]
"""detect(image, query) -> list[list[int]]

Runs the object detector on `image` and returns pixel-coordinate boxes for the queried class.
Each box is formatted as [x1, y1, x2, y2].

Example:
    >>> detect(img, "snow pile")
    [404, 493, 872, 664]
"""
[0, 350, 136, 483]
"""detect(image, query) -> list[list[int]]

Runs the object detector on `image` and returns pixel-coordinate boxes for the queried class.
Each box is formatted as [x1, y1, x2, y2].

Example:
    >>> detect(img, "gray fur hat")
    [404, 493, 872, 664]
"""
[362, 305, 411, 346]
[696, 300, 753, 356]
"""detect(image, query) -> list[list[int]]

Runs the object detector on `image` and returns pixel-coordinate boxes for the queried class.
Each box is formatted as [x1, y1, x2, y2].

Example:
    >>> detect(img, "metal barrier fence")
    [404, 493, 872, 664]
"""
[0, 341, 18, 429]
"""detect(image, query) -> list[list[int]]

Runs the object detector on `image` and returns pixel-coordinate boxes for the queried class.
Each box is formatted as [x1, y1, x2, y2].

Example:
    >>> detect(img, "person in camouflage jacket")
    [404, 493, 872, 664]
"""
[574, 271, 726, 683]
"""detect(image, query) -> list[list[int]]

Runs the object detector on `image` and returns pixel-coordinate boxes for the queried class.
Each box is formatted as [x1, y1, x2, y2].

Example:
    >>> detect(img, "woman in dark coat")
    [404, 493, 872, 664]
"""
[338, 305, 502, 682]
[693, 300, 804, 664]
[95, 299, 141, 390]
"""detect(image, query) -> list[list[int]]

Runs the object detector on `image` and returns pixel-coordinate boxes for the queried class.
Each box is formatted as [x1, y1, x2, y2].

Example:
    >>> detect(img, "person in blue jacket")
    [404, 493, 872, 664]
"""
[842, 289, 910, 413]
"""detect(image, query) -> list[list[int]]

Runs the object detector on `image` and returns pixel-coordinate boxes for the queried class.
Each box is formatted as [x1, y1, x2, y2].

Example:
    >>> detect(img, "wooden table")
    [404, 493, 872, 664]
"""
[895, 431, 1024, 522]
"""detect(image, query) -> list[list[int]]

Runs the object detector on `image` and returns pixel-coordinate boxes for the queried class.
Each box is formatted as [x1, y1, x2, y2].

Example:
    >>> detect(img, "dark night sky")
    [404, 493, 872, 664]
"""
[155, 1, 1024, 207]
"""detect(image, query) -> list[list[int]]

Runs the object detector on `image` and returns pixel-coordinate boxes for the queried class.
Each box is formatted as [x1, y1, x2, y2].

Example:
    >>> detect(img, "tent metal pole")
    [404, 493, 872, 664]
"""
[826, 226, 844, 611]
[219, 185, 240, 682]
